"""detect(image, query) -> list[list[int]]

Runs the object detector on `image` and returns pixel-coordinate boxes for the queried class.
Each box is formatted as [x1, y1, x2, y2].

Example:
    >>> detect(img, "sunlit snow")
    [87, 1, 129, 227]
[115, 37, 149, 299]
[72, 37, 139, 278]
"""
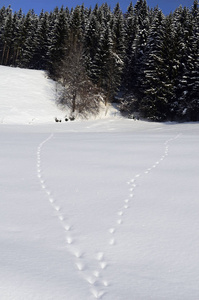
[0, 66, 199, 300]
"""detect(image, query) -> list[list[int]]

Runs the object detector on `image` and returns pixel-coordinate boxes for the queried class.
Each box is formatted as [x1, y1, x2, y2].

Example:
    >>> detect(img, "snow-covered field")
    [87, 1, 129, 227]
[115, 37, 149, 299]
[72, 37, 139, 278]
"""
[1, 66, 199, 299]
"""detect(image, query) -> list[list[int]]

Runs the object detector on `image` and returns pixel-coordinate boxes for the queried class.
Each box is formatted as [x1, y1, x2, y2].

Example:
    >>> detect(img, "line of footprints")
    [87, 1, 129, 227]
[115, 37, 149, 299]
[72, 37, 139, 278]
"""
[36, 134, 108, 299]
[36, 133, 180, 299]
[108, 134, 181, 243]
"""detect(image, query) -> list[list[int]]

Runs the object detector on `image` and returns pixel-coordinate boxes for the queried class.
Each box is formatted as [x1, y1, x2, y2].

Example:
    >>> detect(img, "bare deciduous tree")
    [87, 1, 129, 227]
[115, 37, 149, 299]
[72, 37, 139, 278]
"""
[56, 45, 103, 118]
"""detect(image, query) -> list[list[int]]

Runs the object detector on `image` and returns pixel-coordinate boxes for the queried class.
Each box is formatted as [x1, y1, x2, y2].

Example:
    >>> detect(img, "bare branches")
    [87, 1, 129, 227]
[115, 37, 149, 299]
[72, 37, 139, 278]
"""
[56, 44, 103, 118]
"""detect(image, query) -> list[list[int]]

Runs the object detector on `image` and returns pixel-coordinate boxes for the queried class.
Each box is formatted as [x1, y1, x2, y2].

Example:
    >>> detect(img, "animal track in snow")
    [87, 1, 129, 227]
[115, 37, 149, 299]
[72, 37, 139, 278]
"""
[58, 215, 64, 221]
[96, 252, 104, 261]
[74, 250, 83, 258]
[64, 225, 71, 231]
[109, 238, 115, 245]
[66, 236, 73, 244]
[36, 133, 108, 300]
[86, 276, 97, 285]
[90, 289, 105, 299]
[117, 211, 123, 216]
[54, 205, 60, 211]
[49, 197, 54, 203]
[117, 219, 122, 225]
[92, 133, 182, 298]
[93, 271, 100, 278]
[109, 228, 115, 234]
[36, 132, 181, 300]
[76, 262, 84, 271]
[103, 280, 109, 287]
[99, 261, 107, 270]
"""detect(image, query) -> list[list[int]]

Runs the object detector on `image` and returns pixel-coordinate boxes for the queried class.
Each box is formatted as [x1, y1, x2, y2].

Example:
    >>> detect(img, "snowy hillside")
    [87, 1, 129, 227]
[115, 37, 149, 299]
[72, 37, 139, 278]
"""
[0, 66, 69, 124]
[0, 66, 199, 300]
[0, 66, 120, 124]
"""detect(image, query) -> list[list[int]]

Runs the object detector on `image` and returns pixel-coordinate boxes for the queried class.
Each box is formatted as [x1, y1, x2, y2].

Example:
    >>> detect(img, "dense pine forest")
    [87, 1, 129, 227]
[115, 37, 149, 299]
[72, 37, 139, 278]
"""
[0, 0, 199, 121]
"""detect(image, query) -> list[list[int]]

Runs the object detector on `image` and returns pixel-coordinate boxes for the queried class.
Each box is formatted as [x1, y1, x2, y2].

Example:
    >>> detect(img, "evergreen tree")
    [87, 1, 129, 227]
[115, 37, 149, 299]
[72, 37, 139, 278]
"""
[30, 11, 50, 69]
[12, 9, 24, 65]
[123, 2, 138, 90]
[139, 9, 170, 120]
[1, 9, 13, 65]
[48, 6, 69, 77]
[111, 3, 125, 94]
[184, 0, 199, 120]
[18, 10, 38, 68]
[0, 6, 7, 62]
[128, 0, 150, 94]
[93, 21, 122, 103]
[91, 4, 124, 103]
[69, 5, 84, 51]
[93, 23, 112, 98]
[84, 12, 101, 80]
[170, 6, 193, 119]
[0, 1, 197, 121]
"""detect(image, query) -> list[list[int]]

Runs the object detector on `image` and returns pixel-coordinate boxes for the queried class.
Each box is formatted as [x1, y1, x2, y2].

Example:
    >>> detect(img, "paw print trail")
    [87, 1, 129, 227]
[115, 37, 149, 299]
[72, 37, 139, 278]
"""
[36, 133, 107, 300]
[113, 134, 181, 242]
[92, 133, 181, 297]
[36, 132, 181, 299]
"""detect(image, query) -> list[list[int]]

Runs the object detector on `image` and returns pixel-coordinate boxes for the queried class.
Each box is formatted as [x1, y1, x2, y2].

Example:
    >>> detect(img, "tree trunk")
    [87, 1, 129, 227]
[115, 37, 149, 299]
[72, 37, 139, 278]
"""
[1, 43, 7, 65]
[72, 90, 77, 113]
[13, 47, 20, 66]
[5, 47, 10, 66]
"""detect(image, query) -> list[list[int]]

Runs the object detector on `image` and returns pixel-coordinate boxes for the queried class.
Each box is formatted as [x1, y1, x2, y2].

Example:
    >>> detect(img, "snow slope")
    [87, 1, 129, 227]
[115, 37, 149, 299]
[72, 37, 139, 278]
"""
[1, 67, 199, 300]
[0, 66, 119, 124]
[0, 65, 67, 124]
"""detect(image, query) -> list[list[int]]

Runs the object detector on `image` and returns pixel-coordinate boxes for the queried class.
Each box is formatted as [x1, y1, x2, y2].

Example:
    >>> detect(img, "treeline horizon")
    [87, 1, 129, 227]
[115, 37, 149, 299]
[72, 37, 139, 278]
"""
[0, 0, 199, 121]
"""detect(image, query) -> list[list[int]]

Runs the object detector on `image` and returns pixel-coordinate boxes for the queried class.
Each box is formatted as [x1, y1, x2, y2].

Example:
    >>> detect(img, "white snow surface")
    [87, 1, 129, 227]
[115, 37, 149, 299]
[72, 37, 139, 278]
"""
[1, 66, 199, 299]
[0, 66, 119, 124]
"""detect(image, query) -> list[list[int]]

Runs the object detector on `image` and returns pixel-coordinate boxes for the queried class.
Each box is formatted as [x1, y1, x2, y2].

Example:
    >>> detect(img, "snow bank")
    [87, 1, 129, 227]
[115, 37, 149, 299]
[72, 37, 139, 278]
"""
[0, 66, 121, 124]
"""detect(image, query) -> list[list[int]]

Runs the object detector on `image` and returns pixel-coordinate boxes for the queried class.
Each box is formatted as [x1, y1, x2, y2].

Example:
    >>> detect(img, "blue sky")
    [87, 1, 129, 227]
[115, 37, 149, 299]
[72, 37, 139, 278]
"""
[1, 0, 193, 15]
